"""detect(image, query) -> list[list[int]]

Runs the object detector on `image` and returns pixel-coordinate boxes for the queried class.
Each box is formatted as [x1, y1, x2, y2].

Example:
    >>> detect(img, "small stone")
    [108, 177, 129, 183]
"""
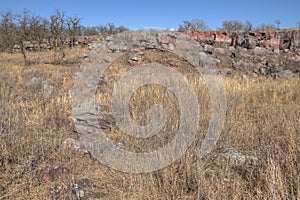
[168, 43, 175, 51]
[79, 54, 88, 58]
[199, 52, 218, 68]
[88, 43, 97, 50]
[274, 48, 280, 54]
[105, 35, 113, 41]
[259, 67, 266, 75]
[253, 47, 268, 56]
[128, 55, 142, 66]
[129, 55, 141, 62]
[219, 68, 231, 75]
[252, 73, 258, 78]
[215, 150, 259, 167]
[27, 77, 43, 90]
[104, 56, 113, 63]
[253, 68, 259, 73]
[79, 190, 85, 198]
[14, 96, 23, 103]
[204, 44, 214, 54]
[136, 51, 144, 55]
[277, 70, 293, 78]
[61, 138, 89, 155]
[42, 79, 62, 97]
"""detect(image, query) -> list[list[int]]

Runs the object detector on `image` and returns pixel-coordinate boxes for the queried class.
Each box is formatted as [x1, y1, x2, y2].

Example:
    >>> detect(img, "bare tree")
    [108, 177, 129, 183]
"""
[178, 19, 209, 31]
[15, 9, 31, 65]
[0, 11, 17, 52]
[256, 23, 276, 31]
[82, 26, 99, 36]
[116, 25, 129, 33]
[274, 19, 281, 30]
[243, 20, 253, 31]
[49, 9, 66, 63]
[50, 9, 66, 49]
[98, 22, 128, 37]
[66, 15, 81, 48]
[107, 22, 115, 34]
[222, 20, 243, 31]
[29, 14, 49, 51]
[82, 26, 98, 36]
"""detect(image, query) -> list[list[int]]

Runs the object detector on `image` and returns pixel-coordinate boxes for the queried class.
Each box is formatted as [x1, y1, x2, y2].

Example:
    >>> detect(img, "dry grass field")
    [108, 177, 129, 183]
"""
[0, 48, 299, 199]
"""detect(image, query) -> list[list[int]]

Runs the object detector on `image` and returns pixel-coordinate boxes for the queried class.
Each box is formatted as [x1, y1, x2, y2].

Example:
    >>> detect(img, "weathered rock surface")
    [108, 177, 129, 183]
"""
[186, 30, 300, 77]
[72, 31, 226, 167]
[186, 30, 300, 52]
[72, 31, 219, 136]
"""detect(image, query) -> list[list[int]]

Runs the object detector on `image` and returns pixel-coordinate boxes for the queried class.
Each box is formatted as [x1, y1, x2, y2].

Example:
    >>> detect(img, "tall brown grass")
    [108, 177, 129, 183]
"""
[0, 49, 299, 199]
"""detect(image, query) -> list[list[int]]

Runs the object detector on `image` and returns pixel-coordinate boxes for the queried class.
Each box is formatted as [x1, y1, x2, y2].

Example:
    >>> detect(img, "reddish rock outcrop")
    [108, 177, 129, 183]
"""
[186, 29, 300, 53]
[186, 30, 300, 76]
[186, 31, 232, 46]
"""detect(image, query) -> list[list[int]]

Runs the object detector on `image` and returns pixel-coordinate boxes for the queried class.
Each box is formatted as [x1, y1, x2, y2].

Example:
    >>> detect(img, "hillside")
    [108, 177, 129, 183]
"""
[0, 30, 299, 199]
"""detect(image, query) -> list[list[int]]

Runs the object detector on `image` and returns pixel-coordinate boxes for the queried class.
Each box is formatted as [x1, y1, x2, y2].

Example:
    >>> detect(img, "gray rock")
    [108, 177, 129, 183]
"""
[27, 77, 43, 90]
[252, 73, 258, 78]
[27, 78, 62, 97]
[277, 70, 293, 78]
[253, 47, 268, 56]
[14, 95, 23, 103]
[79, 53, 88, 58]
[219, 68, 232, 75]
[215, 150, 259, 167]
[199, 52, 219, 68]
[233, 60, 256, 71]
[105, 35, 113, 41]
[42, 79, 61, 97]
[274, 48, 280, 54]
[253, 67, 259, 73]
[204, 44, 214, 54]
[88, 43, 97, 50]
[259, 67, 267, 75]
[129, 55, 142, 62]
[104, 56, 113, 63]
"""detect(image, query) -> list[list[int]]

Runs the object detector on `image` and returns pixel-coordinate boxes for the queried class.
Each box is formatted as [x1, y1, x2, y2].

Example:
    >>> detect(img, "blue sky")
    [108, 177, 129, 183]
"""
[1, 0, 299, 30]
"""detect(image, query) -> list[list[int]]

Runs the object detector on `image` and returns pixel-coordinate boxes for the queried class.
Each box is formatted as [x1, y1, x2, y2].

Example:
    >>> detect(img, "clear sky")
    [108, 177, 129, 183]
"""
[1, 0, 299, 30]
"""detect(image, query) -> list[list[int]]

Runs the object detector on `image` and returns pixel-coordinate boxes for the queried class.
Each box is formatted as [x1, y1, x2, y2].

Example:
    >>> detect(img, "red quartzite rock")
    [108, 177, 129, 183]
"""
[186, 30, 300, 53]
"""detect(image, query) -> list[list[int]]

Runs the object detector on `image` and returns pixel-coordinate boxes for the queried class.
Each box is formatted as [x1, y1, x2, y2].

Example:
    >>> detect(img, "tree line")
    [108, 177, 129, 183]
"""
[0, 9, 129, 53]
[177, 19, 293, 32]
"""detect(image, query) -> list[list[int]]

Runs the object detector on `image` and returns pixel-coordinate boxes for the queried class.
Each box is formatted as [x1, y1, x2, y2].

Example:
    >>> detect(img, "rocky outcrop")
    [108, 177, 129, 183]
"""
[186, 30, 300, 53]
[186, 30, 300, 77]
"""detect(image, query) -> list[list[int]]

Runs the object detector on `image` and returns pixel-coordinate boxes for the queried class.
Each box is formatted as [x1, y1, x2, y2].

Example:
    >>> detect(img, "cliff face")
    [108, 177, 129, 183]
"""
[186, 30, 300, 77]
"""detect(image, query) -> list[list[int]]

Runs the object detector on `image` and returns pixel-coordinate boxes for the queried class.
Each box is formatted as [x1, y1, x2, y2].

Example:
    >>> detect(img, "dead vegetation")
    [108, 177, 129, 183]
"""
[0, 48, 299, 199]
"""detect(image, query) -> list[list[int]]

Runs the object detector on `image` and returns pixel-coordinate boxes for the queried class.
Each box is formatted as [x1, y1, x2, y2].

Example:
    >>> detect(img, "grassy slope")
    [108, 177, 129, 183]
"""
[0, 49, 299, 199]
